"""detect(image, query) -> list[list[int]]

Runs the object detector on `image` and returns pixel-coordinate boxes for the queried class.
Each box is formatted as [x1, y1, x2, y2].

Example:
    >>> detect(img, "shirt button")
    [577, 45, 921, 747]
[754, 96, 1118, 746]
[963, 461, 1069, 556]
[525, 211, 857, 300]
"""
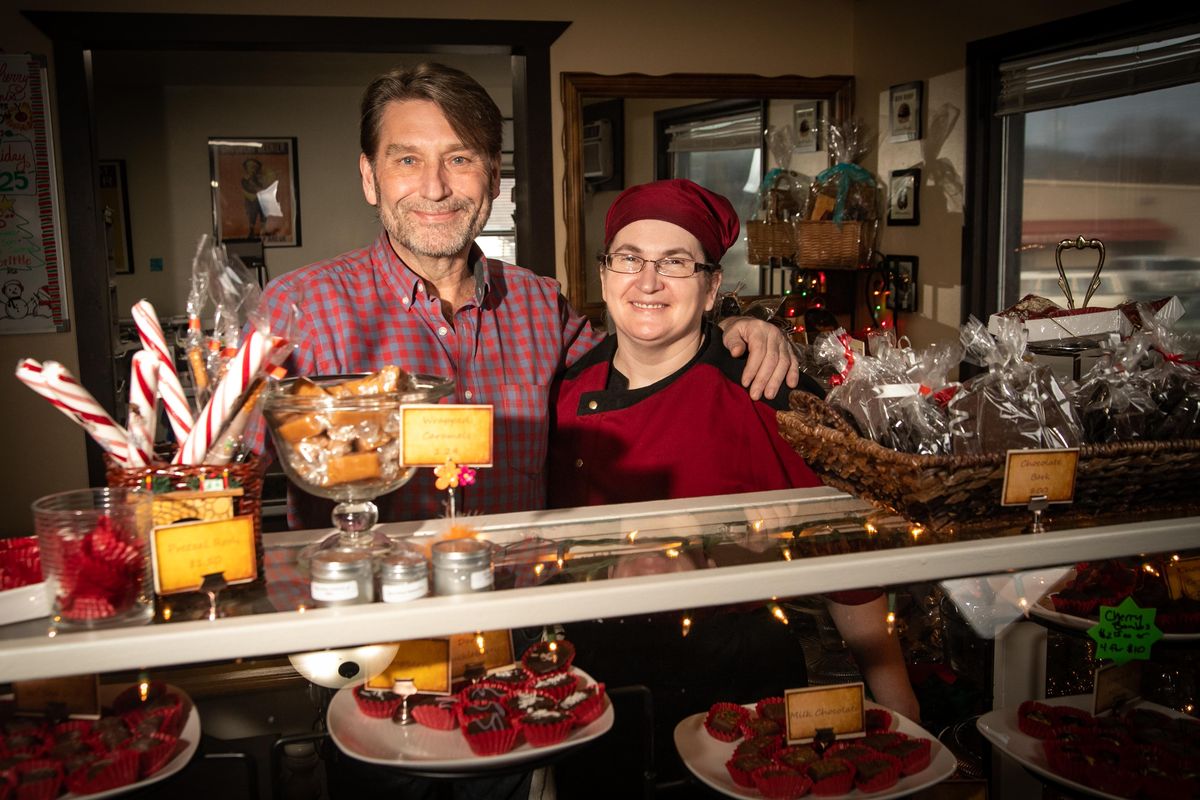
[587, 400, 598, 410]
[575, 459, 584, 468]
[437, 326, 448, 336]
[416, 282, 424, 293]
[464, 390, 473, 400]
[402, 297, 409, 305]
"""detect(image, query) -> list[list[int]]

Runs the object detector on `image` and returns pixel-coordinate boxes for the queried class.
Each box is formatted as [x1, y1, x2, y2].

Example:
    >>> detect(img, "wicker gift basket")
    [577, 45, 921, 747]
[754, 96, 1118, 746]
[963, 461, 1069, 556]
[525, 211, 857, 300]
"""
[777, 390, 1200, 532]
[746, 169, 806, 264]
[795, 219, 876, 269]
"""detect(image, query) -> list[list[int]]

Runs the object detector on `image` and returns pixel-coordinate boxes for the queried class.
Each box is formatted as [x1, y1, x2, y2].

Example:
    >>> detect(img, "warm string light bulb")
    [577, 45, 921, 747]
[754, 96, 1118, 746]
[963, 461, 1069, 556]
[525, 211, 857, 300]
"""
[909, 524, 924, 540]
[138, 677, 150, 703]
[475, 633, 486, 655]
[665, 548, 680, 559]
[1142, 563, 1160, 578]
[782, 548, 793, 561]
[557, 557, 564, 569]
[626, 530, 639, 543]
[681, 614, 693, 637]
[1171, 554, 1181, 562]
[864, 522, 878, 535]
[162, 606, 172, 621]
[886, 592, 897, 635]
[534, 563, 545, 577]
[769, 603, 789, 625]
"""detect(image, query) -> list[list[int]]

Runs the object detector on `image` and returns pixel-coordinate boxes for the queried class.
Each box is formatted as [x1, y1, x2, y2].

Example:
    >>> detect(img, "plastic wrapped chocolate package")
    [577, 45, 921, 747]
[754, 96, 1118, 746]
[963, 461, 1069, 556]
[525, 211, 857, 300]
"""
[948, 317, 1082, 455]
[804, 121, 878, 224]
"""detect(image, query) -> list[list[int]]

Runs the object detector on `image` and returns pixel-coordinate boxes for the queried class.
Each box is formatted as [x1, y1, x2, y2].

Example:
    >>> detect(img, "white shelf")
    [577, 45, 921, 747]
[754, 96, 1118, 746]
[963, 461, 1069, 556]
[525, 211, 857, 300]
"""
[1, 487, 1197, 682]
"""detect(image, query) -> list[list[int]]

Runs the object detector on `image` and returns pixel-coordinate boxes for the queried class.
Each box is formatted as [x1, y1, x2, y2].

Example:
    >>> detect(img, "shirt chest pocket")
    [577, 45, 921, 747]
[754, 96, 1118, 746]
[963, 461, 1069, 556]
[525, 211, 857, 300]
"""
[497, 383, 549, 476]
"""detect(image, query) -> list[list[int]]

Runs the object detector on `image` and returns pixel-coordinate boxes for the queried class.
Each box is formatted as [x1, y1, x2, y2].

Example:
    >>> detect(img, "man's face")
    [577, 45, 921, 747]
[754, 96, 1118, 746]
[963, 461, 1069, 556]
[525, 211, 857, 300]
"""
[360, 99, 499, 261]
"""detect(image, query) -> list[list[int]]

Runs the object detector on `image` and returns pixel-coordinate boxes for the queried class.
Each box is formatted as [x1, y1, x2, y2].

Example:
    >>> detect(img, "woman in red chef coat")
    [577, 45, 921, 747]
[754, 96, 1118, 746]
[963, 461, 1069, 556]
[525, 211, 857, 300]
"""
[549, 180, 918, 796]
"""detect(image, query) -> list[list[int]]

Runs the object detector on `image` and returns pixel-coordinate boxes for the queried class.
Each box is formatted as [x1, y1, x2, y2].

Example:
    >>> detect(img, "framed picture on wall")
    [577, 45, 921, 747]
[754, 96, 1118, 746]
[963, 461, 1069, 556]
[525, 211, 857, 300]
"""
[98, 159, 134, 274]
[888, 168, 921, 226]
[888, 81, 923, 143]
[883, 254, 919, 312]
[208, 136, 301, 247]
[793, 101, 821, 153]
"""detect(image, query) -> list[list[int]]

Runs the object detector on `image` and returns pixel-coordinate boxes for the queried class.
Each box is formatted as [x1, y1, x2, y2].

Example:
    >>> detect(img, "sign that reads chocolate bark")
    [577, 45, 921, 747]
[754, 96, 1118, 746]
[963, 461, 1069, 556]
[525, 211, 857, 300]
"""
[784, 682, 865, 743]
[400, 404, 493, 467]
[1001, 448, 1079, 506]
[151, 515, 257, 594]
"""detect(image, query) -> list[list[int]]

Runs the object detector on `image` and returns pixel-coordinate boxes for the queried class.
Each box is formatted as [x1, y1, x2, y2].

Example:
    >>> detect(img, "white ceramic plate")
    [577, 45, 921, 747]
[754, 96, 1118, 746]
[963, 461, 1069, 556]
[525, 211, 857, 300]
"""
[327, 667, 613, 771]
[1029, 599, 1200, 641]
[673, 700, 957, 799]
[976, 694, 1188, 800]
[60, 683, 201, 799]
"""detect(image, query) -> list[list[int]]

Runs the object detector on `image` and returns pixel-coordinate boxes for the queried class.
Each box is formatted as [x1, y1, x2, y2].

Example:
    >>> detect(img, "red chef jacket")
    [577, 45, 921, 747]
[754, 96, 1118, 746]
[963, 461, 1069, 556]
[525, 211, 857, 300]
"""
[548, 326, 823, 508]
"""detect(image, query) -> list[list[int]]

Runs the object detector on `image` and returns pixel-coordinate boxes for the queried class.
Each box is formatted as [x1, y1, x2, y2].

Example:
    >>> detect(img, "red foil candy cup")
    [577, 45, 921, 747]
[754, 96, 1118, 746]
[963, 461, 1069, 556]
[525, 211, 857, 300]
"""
[529, 672, 578, 702]
[462, 719, 520, 756]
[704, 702, 750, 742]
[411, 700, 459, 731]
[1017, 700, 1057, 739]
[123, 733, 178, 778]
[352, 685, 403, 719]
[12, 760, 64, 800]
[752, 764, 812, 799]
[521, 640, 575, 678]
[562, 683, 606, 727]
[64, 750, 139, 794]
[853, 754, 902, 793]
[725, 755, 773, 789]
[807, 758, 856, 796]
[520, 712, 575, 748]
[864, 707, 894, 732]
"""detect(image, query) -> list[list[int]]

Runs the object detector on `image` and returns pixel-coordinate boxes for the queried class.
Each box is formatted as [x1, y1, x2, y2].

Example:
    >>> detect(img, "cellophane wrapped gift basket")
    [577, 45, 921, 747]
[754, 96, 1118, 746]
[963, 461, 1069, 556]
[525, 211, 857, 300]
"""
[777, 304, 1200, 532]
[745, 125, 807, 264]
[796, 121, 879, 269]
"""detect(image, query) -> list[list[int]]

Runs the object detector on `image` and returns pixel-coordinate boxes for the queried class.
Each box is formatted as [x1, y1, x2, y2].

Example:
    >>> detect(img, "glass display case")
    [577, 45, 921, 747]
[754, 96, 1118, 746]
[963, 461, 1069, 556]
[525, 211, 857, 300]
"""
[1, 486, 1197, 797]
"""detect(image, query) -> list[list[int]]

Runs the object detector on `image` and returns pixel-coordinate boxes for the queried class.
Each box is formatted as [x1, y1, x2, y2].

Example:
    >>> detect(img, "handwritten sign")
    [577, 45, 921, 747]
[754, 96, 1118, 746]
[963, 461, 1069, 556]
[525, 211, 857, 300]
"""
[1001, 448, 1079, 506]
[784, 682, 865, 743]
[0, 54, 65, 334]
[1087, 597, 1163, 664]
[151, 516, 257, 594]
[14, 675, 99, 718]
[366, 639, 452, 694]
[1092, 661, 1143, 715]
[449, 630, 514, 680]
[1165, 556, 1200, 602]
[401, 404, 493, 467]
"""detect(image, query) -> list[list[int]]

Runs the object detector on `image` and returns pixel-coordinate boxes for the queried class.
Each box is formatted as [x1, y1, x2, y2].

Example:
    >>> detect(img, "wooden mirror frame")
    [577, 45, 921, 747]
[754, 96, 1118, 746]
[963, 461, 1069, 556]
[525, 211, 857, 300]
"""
[562, 72, 854, 321]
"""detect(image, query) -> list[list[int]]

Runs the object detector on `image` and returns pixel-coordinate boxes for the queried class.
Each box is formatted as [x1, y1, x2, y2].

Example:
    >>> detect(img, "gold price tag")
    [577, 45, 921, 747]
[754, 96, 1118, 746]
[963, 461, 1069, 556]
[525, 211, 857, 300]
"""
[400, 404, 493, 467]
[1001, 448, 1079, 506]
[784, 682, 865, 743]
[367, 639, 453, 694]
[151, 516, 258, 594]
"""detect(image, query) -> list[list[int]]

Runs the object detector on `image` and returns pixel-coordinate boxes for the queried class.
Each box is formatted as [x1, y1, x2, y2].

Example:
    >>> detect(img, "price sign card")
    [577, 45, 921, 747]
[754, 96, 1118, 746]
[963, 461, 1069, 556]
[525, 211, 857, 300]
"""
[784, 682, 865, 743]
[367, 639, 453, 695]
[1092, 661, 1143, 715]
[1165, 556, 1200, 601]
[400, 404, 493, 467]
[1001, 448, 1079, 506]
[151, 516, 257, 594]
[14, 675, 100, 719]
[449, 630, 514, 680]
[1087, 597, 1163, 664]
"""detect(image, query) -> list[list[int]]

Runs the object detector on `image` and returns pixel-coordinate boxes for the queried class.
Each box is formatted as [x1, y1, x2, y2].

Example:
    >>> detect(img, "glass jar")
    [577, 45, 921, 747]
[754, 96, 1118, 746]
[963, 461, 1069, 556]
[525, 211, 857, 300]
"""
[310, 548, 375, 607]
[431, 538, 493, 596]
[379, 548, 429, 604]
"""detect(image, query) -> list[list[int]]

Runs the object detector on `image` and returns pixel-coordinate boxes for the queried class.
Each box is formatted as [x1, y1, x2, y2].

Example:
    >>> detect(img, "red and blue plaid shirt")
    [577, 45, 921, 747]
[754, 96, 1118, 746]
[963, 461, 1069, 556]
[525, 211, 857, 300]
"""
[258, 230, 600, 527]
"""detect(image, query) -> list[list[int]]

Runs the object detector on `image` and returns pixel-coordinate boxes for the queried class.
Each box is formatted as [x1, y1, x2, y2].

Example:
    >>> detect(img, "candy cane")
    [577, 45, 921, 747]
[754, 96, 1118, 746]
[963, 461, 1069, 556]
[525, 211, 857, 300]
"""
[127, 349, 160, 463]
[175, 329, 274, 465]
[15, 358, 88, 426]
[131, 299, 194, 442]
[38, 361, 139, 466]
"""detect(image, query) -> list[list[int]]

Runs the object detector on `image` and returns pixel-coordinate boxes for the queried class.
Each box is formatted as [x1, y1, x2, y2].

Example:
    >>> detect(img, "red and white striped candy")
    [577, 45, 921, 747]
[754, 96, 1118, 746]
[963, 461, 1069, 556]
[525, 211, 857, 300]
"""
[132, 299, 193, 442]
[37, 360, 140, 466]
[127, 349, 160, 463]
[175, 329, 275, 465]
[15, 358, 87, 427]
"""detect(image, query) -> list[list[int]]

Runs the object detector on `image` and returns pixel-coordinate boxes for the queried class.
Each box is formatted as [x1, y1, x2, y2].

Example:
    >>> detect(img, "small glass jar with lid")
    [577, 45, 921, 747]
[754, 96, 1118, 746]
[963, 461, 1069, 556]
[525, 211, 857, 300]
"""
[310, 547, 375, 607]
[379, 547, 430, 604]
[431, 538, 493, 596]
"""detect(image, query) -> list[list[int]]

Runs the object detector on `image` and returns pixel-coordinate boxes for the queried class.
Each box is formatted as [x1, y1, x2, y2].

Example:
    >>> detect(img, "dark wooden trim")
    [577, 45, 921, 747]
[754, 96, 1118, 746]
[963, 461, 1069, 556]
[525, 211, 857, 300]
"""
[22, 12, 568, 484]
[962, 1, 1200, 325]
[561, 72, 854, 321]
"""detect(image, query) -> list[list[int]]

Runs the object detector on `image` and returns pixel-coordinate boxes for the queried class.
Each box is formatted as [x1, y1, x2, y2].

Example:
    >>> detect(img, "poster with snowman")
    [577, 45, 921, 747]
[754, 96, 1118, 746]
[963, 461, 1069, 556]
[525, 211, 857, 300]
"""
[0, 54, 65, 333]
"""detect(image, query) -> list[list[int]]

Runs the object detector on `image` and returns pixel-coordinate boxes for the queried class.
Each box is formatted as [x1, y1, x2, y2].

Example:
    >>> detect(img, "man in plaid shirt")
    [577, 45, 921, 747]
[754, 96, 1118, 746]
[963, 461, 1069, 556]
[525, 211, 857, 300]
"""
[260, 63, 798, 529]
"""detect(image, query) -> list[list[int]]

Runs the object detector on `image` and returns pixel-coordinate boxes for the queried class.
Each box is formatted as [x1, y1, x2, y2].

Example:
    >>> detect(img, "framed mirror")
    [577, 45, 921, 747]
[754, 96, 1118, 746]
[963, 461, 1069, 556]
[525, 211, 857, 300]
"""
[562, 72, 854, 322]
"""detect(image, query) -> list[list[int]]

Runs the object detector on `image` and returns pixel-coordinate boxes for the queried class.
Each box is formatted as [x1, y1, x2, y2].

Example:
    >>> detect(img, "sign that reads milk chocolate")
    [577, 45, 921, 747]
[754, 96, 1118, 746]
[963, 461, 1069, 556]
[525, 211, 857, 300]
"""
[400, 404, 493, 467]
[1001, 448, 1079, 506]
[784, 682, 865, 743]
[151, 515, 257, 594]
[14, 675, 100, 719]
[367, 639, 453, 695]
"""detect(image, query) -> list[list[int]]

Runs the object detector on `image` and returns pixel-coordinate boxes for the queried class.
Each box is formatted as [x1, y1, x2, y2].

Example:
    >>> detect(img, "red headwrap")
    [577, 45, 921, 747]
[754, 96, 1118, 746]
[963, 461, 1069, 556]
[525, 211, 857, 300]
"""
[603, 179, 740, 264]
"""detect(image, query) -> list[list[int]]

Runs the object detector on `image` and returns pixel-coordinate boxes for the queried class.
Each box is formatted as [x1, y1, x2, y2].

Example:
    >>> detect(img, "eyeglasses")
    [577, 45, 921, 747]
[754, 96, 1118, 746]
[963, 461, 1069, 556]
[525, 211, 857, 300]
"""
[600, 253, 718, 278]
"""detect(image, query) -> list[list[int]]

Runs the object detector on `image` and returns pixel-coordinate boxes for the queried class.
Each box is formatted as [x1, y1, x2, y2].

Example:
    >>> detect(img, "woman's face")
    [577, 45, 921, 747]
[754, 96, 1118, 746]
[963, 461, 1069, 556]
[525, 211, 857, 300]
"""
[601, 219, 722, 350]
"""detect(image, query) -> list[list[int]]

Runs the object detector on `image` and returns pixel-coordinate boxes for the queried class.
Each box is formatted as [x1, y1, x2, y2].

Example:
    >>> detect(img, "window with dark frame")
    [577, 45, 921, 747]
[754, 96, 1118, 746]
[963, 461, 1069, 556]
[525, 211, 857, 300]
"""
[965, 5, 1200, 333]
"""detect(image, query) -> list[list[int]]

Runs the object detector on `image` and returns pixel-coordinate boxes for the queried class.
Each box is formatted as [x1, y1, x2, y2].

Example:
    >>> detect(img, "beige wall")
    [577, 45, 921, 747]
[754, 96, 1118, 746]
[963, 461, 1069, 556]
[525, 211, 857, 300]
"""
[0, 0, 1122, 534]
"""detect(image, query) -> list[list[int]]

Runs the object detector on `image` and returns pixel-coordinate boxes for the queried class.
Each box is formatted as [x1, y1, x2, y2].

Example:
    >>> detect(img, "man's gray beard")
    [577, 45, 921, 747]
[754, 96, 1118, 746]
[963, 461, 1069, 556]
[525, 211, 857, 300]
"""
[375, 176, 493, 260]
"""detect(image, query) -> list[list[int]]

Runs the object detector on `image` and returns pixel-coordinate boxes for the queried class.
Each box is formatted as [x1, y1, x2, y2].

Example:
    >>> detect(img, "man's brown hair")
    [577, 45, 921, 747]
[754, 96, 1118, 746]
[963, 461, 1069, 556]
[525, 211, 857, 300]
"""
[360, 62, 502, 168]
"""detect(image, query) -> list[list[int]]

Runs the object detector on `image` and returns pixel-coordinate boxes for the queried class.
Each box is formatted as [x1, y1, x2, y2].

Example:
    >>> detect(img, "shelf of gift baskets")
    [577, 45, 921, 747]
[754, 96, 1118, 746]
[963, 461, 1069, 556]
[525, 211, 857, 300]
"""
[1, 486, 1198, 683]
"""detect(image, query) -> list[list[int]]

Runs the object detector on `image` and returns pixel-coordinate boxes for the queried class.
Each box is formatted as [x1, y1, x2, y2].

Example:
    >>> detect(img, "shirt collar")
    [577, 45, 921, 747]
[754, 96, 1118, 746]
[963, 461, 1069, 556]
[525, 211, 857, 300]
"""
[372, 230, 490, 310]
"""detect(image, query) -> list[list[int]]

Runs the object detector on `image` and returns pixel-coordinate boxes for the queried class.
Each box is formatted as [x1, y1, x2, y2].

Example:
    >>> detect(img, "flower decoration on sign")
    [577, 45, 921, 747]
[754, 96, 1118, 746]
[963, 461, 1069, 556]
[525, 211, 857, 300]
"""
[434, 458, 476, 491]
